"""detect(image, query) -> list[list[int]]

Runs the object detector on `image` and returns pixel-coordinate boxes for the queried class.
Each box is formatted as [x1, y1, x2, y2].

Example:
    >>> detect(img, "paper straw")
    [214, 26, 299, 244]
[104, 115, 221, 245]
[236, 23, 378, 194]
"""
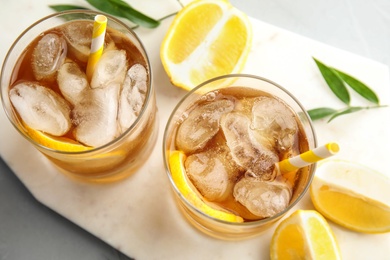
[86, 15, 107, 81]
[277, 142, 340, 174]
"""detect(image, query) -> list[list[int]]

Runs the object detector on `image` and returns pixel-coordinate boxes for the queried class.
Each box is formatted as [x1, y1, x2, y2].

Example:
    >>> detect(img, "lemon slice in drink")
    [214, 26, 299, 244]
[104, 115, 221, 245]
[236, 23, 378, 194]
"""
[270, 210, 341, 260]
[310, 159, 390, 233]
[169, 150, 243, 223]
[24, 124, 91, 152]
[160, 0, 252, 91]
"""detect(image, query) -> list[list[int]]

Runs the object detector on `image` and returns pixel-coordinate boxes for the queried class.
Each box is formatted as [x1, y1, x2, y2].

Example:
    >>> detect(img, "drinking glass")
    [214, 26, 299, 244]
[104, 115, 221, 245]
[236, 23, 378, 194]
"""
[1, 11, 158, 183]
[163, 74, 316, 240]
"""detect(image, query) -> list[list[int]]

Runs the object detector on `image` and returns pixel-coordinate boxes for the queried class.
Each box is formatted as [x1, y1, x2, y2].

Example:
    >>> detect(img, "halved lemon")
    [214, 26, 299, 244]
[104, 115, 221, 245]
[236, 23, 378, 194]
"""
[270, 210, 341, 260]
[24, 124, 91, 152]
[169, 150, 243, 222]
[160, 0, 252, 91]
[310, 159, 390, 233]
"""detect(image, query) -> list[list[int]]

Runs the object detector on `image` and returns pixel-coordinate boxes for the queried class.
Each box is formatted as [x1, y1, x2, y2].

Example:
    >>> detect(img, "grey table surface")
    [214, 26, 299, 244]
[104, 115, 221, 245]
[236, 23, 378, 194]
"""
[1, 0, 389, 259]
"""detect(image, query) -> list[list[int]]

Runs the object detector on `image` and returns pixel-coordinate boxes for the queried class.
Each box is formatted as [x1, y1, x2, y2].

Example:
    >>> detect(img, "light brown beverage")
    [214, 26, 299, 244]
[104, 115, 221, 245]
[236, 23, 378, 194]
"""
[1, 11, 158, 183]
[164, 75, 316, 239]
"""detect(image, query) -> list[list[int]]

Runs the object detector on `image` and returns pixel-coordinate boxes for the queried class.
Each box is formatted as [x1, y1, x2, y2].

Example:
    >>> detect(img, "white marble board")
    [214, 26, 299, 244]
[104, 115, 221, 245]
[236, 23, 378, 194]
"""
[0, 0, 389, 259]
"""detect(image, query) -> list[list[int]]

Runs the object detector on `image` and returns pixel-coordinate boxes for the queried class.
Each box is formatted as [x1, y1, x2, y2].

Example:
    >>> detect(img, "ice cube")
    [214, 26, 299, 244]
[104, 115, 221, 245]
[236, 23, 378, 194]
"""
[62, 21, 116, 63]
[62, 21, 93, 63]
[73, 83, 120, 147]
[233, 177, 291, 218]
[118, 64, 147, 133]
[32, 33, 67, 81]
[9, 82, 71, 136]
[221, 112, 278, 181]
[176, 99, 234, 153]
[90, 50, 127, 89]
[251, 97, 298, 151]
[57, 60, 89, 106]
[185, 142, 241, 202]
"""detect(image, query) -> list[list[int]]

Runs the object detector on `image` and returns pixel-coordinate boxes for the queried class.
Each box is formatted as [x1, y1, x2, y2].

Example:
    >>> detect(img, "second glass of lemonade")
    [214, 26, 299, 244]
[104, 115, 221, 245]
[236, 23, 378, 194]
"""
[163, 74, 316, 240]
[1, 11, 158, 183]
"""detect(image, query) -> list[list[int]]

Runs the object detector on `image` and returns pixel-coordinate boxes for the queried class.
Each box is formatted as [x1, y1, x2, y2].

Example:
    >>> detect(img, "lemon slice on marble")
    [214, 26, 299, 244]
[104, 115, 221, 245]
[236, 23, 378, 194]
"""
[270, 210, 341, 260]
[169, 150, 243, 223]
[310, 159, 390, 233]
[160, 0, 252, 91]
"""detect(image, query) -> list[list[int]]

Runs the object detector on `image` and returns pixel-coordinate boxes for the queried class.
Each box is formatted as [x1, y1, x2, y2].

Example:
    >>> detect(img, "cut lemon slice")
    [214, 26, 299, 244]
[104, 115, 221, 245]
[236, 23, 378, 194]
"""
[24, 124, 91, 152]
[270, 210, 341, 260]
[310, 159, 390, 233]
[160, 0, 252, 91]
[169, 150, 243, 222]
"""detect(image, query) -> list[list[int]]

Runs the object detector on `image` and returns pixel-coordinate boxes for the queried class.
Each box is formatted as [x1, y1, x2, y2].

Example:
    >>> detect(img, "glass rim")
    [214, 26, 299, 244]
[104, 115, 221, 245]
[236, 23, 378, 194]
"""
[0, 10, 154, 155]
[163, 73, 318, 226]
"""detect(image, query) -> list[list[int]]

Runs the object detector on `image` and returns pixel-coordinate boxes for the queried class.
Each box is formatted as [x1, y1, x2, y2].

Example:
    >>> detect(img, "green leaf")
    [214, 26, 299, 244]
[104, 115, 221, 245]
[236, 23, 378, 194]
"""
[85, 0, 122, 16]
[313, 57, 350, 105]
[49, 5, 89, 12]
[114, 4, 160, 28]
[333, 68, 380, 104]
[307, 107, 337, 121]
[327, 106, 364, 122]
[108, 0, 136, 8]
[85, 0, 160, 28]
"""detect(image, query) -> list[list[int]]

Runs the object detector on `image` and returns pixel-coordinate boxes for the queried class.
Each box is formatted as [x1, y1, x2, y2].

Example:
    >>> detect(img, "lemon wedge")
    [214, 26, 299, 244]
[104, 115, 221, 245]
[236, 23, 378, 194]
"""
[160, 0, 252, 91]
[270, 210, 341, 260]
[169, 150, 243, 223]
[24, 124, 91, 152]
[310, 159, 390, 233]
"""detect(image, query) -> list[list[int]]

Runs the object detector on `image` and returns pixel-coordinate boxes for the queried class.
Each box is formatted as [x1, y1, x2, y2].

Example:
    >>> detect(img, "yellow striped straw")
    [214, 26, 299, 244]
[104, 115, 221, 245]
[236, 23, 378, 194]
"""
[277, 142, 340, 174]
[86, 14, 107, 81]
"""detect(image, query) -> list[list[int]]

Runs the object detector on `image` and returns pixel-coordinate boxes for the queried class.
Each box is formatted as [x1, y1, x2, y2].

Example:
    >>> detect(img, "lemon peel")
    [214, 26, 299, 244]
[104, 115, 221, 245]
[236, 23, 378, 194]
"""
[24, 124, 91, 152]
[169, 150, 243, 223]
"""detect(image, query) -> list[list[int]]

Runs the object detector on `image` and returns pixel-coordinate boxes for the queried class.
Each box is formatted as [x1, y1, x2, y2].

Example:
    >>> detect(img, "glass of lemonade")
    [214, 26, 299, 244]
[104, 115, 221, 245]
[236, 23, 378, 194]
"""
[163, 74, 316, 240]
[1, 11, 158, 183]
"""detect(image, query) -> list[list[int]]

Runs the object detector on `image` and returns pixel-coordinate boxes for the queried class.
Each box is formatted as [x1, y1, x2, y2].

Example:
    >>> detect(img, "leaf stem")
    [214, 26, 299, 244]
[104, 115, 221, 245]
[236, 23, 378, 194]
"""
[308, 105, 388, 122]
[311, 57, 384, 123]
[177, 0, 185, 8]
[158, 12, 178, 22]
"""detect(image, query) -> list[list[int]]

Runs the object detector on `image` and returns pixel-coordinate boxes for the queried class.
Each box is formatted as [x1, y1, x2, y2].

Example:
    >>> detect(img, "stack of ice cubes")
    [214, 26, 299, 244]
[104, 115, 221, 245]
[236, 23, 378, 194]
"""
[9, 22, 148, 148]
[176, 95, 299, 218]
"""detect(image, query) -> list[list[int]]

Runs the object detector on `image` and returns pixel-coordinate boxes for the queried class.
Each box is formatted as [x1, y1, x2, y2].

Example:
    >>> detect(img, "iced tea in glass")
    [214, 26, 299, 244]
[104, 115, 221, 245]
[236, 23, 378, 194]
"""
[163, 74, 316, 239]
[1, 11, 158, 183]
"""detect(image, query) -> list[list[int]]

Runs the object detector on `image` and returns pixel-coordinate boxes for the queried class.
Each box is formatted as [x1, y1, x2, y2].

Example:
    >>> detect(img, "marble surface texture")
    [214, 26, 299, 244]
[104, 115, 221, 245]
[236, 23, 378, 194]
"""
[0, 0, 389, 259]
